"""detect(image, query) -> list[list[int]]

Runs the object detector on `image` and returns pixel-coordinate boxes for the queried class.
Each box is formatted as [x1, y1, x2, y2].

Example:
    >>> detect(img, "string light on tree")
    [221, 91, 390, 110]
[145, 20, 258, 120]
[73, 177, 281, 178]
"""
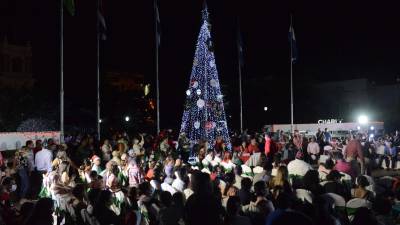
[180, 5, 231, 150]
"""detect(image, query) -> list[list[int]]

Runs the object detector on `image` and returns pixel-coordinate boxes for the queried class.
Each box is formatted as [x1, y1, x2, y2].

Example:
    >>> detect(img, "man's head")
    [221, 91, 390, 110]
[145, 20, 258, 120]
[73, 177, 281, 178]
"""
[92, 155, 101, 166]
[2, 177, 16, 193]
[25, 140, 34, 149]
[35, 140, 42, 149]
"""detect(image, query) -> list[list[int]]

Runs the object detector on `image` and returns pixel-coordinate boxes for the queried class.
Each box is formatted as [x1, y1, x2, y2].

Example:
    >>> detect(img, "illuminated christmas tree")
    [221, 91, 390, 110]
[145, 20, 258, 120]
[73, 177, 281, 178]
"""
[180, 5, 231, 150]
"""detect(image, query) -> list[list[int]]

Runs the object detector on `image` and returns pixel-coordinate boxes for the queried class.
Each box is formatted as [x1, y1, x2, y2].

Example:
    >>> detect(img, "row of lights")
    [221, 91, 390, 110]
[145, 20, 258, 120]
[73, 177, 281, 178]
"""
[98, 116, 131, 123]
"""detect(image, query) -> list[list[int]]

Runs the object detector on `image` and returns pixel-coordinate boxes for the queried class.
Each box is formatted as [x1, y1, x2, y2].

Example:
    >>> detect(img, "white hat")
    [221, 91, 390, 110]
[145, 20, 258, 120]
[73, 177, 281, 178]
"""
[253, 166, 264, 174]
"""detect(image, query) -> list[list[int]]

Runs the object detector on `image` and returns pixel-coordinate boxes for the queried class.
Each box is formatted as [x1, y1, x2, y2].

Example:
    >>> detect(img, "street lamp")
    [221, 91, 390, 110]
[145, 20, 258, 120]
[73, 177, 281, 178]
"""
[98, 119, 102, 123]
[125, 116, 130, 122]
[264, 106, 268, 111]
[357, 115, 368, 124]
[370, 126, 374, 130]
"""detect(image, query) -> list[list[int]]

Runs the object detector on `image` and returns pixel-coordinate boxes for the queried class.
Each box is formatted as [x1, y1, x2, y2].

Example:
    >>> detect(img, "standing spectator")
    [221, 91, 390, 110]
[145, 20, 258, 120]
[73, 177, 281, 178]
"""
[14, 147, 30, 199]
[264, 134, 271, 156]
[33, 143, 52, 198]
[101, 139, 112, 162]
[25, 140, 35, 173]
[345, 134, 364, 175]
[384, 141, 398, 170]
[323, 128, 332, 144]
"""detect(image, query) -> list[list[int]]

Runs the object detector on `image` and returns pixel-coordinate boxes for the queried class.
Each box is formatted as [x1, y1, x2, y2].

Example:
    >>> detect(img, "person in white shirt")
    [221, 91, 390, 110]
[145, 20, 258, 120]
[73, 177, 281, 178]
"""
[35, 147, 53, 173]
[307, 137, 320, 162]
[32, 147, 53, 197]
[287, 151, 312, 177]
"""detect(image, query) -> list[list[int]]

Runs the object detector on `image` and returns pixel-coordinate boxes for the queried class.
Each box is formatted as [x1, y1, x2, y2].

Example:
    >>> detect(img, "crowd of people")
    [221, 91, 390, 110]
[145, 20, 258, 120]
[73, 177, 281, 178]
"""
[0, 128, 400, 225]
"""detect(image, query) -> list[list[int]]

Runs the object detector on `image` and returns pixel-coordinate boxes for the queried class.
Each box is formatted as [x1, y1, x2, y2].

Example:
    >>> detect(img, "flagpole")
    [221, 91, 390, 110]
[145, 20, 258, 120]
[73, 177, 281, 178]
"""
[290, 14, 294, 134]
[96, 0, 101, 141]
[60, 0, 65, 143]
[236, 22, 243, 133]
[154, 0, 160, 134]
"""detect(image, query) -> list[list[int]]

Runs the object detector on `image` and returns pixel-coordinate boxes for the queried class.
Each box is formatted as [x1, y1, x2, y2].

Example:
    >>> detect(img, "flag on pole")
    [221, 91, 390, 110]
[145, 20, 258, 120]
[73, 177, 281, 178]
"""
[288, 24, 298, 63]
[154, 0, 161, 47]
[237, 23, 244, 67]
[64, 0, 75, 16]
[98, 0, 107, 40]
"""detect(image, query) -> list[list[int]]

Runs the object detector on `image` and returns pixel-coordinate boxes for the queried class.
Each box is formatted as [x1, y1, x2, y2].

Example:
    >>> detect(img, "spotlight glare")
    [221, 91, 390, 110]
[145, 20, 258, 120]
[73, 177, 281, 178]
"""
[357, 115, 369, 125]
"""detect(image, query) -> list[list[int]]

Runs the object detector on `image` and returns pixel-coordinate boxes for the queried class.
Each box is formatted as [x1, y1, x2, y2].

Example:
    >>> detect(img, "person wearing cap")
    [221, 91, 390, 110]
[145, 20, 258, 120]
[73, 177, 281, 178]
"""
[287, 151, 312, 177]
[323, 170, 350, 200]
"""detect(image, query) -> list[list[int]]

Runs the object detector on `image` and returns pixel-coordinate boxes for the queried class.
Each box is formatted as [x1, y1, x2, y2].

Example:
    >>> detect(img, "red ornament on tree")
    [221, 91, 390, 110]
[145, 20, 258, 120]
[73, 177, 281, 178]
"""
[205, 121, 213, 130]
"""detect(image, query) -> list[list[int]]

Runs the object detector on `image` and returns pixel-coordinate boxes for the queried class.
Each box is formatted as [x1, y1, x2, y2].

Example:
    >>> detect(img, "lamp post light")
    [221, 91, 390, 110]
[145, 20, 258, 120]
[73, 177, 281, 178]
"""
[125, 116, 130, 122]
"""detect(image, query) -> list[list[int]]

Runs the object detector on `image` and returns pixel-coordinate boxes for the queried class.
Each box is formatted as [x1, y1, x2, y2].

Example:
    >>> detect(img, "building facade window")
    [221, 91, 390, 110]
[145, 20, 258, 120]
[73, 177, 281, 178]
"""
[11, 57, 23, 72]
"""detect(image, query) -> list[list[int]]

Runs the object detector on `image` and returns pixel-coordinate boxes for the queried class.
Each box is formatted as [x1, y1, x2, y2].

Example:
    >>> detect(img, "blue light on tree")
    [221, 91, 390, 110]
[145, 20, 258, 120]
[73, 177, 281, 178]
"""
[180, 6, 231, 150]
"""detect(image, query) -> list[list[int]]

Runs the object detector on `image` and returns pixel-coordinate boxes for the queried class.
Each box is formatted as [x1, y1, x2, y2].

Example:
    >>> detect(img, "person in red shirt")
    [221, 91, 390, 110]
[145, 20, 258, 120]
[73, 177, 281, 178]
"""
[334, 153, 355, 178]
[264, 134, 271, 156]
[344, 134, 364, 175]
[247, 138, 260, 154]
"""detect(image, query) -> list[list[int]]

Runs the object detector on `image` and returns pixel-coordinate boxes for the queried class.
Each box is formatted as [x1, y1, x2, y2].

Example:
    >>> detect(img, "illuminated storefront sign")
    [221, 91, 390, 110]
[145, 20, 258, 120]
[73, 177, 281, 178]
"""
[317, 119, 343, 124]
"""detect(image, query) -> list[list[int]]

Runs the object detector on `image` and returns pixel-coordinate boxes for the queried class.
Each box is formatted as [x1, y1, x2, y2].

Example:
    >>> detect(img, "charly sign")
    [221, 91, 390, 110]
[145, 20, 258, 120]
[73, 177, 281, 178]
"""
[317, 119, 343, 124]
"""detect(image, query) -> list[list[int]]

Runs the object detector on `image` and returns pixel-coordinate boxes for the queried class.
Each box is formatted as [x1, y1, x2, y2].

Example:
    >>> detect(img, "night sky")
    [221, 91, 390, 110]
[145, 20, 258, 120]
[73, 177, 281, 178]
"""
[1, 0, 400, 131]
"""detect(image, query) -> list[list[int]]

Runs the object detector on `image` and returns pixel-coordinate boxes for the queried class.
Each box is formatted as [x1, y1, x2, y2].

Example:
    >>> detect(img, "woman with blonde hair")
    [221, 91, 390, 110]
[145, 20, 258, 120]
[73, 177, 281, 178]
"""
[269, 166, 292, 194]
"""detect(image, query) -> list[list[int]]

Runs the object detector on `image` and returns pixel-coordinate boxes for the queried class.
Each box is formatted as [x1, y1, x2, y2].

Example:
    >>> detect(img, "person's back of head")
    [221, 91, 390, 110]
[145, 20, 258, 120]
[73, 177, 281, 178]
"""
[254, 180, 266, 197]
[138, 181, 151, 196]
[160, 191, 172, 208]
[351, 207, 378, 225]
[172, 192, 184, 207]
[88, 188, 100, 205]
[190, 171, 211, 195]
[324, 159, 334, 170]
[356, 175, 369, 188]
[72, 183, 85, 201]
[241, 177, 252, 192]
